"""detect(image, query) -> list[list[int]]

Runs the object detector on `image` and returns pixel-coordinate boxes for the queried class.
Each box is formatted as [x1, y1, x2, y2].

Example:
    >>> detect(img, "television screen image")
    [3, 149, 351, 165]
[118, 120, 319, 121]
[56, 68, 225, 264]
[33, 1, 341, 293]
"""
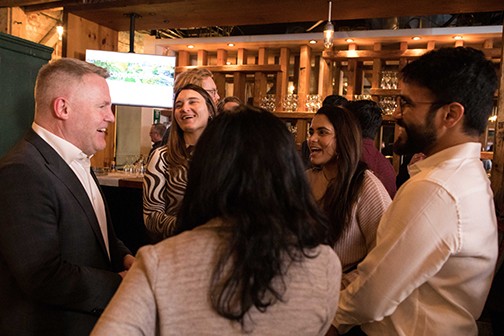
[85, 50, 176, 108]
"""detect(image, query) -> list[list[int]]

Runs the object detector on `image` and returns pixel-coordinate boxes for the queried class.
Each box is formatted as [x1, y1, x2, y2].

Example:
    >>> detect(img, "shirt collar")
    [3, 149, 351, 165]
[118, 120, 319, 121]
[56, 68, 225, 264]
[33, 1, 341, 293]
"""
[32, 122, 91, 166]
[408, 142, 482, 177]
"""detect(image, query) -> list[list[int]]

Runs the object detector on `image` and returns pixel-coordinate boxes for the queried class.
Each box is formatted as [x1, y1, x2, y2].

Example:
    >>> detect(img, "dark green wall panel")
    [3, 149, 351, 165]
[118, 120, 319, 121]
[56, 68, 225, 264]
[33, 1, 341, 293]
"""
[0, 32, 53, 157]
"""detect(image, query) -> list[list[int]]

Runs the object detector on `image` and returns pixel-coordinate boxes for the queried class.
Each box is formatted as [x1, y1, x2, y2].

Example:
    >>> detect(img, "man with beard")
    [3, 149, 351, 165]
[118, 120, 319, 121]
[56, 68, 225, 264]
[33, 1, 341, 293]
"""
[331, 47, 498, 335]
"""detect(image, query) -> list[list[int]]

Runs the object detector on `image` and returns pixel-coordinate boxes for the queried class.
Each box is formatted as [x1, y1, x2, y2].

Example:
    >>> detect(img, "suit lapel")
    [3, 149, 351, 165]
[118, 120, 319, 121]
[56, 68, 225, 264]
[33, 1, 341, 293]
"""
[26, 130, 111, 260]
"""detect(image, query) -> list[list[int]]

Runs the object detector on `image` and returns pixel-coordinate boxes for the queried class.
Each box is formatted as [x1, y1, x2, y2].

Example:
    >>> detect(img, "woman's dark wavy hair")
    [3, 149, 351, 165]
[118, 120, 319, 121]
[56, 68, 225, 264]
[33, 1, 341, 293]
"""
[175, 105, 329, 327]
[314, 105, 367, 245]
[400, 47, 498, 136]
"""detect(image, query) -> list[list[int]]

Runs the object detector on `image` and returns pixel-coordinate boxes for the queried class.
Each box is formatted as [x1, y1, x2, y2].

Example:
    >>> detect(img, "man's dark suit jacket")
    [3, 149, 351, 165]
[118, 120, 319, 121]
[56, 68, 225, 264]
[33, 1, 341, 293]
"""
[0, 129, 131, 336]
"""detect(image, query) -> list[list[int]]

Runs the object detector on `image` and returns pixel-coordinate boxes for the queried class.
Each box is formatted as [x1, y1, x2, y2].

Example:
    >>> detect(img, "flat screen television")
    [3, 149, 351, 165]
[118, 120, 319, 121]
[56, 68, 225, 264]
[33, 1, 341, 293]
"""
[85, 49, 176, 108]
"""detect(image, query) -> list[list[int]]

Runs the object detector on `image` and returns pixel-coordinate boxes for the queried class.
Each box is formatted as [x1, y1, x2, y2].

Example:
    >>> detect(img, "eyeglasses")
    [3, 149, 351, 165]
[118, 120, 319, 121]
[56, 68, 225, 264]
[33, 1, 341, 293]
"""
[395, 95, 447, 111]
[206, 89, 218, 97]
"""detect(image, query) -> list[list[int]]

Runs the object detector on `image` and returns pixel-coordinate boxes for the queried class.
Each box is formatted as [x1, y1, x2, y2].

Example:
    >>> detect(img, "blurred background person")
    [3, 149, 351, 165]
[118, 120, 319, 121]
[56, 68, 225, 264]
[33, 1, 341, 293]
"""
[143, 84, 216, 242]
[345, 100, 397, 198]
[174, 68, 220, 105]
[217, 96, 242, 114]
[148, 123, 167, 158]
[306, 105, 391, 287]
[302, 95, 348, 168]
[92, 106, 341, 335]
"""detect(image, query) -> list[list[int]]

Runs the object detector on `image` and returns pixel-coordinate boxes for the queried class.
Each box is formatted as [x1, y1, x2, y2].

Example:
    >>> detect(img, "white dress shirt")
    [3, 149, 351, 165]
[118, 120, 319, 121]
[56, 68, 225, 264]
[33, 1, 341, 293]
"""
[32, 123, 109, 258]
[335, 142, 498, 335]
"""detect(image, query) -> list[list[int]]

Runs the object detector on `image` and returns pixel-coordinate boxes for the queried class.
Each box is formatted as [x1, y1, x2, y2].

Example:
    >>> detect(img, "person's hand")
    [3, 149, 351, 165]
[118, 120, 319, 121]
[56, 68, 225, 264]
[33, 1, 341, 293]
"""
[409, 152, 426, 166]
[118, 270, 128, 279]
[123, 254, 136, 270]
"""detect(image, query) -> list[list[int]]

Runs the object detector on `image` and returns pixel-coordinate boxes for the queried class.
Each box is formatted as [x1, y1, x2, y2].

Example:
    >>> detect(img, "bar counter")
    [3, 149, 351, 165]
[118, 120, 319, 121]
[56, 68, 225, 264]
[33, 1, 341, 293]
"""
[96, 171, 143, 189]
[96, 171, 149, 254]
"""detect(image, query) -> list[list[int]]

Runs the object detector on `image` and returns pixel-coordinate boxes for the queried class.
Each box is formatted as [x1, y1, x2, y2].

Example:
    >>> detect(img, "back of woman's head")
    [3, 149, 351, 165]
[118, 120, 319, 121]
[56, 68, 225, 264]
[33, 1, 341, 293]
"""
[176, 105, 328, 325]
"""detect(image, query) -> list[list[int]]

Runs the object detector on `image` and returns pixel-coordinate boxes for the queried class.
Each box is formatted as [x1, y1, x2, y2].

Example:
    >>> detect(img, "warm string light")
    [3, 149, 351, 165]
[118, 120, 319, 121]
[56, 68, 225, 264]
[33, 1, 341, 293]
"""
[323, 0, 334, 49]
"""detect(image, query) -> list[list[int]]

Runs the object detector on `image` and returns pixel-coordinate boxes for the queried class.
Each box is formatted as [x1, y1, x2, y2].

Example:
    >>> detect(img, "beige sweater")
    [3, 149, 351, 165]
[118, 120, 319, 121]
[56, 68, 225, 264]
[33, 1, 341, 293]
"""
[306, 169, 391, 285]
[92, 218, 342, 335]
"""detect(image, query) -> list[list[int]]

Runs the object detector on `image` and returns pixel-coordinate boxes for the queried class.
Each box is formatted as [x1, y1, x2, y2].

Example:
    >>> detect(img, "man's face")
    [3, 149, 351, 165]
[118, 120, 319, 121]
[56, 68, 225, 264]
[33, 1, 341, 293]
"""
[201, 76, 220, 105]
[65, 74, 114, 156]
[393, 81, 442, 156]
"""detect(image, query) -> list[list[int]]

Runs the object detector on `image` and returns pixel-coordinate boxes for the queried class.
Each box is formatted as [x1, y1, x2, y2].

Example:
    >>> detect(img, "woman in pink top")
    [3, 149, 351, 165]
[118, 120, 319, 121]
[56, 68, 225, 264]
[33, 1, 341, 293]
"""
[306, 105, 391, 287]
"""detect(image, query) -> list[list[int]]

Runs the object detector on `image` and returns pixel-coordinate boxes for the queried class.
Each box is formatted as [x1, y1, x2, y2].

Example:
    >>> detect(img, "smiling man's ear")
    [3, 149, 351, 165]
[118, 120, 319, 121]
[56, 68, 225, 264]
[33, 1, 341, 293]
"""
[443, 102, 464, 129]
[53, 97, 70, 120]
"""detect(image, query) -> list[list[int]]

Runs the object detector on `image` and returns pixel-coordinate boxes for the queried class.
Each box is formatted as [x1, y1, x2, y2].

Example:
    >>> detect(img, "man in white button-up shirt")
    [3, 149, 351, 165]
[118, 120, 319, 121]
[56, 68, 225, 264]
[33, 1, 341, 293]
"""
[0, 58, 135, 336]
[332, 47, 499, 335]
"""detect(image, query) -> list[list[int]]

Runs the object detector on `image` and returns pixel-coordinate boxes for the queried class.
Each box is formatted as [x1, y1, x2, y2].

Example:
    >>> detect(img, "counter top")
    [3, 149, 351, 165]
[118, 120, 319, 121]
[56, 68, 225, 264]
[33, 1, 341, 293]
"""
[96, 171, 143, 189]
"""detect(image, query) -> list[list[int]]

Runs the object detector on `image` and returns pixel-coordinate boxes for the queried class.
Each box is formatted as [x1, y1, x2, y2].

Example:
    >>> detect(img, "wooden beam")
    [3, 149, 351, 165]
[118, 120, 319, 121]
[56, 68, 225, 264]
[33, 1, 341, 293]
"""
[323, 48, 503, 60]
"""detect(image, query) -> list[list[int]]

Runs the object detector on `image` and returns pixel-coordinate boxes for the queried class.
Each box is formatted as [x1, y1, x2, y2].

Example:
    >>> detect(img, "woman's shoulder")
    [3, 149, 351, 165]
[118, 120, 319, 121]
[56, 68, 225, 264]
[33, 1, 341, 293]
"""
[361, 169, 392, 203]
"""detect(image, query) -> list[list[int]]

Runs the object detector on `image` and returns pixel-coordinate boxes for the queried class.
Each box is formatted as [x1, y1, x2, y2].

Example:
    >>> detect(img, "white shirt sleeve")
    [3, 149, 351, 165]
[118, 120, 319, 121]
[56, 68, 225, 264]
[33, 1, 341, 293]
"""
[335, 179, 460, 331]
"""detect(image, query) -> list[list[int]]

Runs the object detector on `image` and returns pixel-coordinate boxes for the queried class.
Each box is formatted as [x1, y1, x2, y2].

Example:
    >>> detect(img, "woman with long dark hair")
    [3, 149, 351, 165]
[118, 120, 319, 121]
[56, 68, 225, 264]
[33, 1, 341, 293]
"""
[307, 105, 391, 286]
[92, 106, 341, 335]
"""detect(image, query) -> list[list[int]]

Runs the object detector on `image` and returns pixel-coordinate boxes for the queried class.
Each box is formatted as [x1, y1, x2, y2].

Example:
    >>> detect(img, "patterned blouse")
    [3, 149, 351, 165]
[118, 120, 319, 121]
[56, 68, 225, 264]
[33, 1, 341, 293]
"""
[143, 145, 189, 242]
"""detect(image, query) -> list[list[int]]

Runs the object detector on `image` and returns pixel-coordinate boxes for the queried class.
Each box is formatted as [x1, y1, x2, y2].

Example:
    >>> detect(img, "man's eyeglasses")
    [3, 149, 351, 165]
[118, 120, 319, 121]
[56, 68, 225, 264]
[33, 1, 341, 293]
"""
[206, 89, 218, 97]
[395, 95, 447, 111]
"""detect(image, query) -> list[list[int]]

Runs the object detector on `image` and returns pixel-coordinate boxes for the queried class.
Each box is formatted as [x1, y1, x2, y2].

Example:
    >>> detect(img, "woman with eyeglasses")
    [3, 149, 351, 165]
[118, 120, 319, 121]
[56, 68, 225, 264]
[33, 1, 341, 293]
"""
[143, 84, 216, 242]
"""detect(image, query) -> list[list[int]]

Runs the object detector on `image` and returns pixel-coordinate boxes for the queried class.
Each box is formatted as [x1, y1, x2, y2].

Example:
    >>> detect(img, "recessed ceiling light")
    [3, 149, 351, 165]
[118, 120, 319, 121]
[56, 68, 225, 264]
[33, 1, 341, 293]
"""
[227, 43, 235, 47]
[345, 38, 354, 43]
[187, 45, 194, 49]
[226, 61, 231, 65]
[453, 35, 463, 40]
[309, 40, 317, 44]
[411, 36, 421, 41]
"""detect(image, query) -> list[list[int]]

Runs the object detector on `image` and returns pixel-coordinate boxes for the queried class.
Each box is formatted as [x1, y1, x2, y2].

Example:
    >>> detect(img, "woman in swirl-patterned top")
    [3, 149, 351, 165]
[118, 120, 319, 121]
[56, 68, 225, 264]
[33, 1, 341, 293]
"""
[143, 84, 216, 242]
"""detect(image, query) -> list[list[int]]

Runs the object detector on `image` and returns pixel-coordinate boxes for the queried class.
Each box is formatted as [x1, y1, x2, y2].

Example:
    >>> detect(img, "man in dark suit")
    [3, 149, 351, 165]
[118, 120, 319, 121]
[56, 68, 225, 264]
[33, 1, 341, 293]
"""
[0, 58, 135, 335]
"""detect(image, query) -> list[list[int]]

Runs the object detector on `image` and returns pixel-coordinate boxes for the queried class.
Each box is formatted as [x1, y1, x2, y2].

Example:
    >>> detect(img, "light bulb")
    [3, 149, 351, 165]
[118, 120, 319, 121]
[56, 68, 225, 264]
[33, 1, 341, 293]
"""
[323, 21, 334, 49]
[56, 24, 64, 41]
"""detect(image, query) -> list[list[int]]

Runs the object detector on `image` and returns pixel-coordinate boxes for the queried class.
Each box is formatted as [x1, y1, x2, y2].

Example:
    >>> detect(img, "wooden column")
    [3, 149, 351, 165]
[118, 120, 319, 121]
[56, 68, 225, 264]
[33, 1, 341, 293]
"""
[254, 47, 268, 106]
[233, 48, 247, 101]
[276, 47, 290, 111]
[490, 23, 504, 197]
[177, 50, 190, 66]
[197, 50, 208, 66]
[371, 42, 382, 97]
[318, 56, 333, 99]
[346, 43, 362, 100]
[298, 45, 311, 111]
[214, 49, 227, 97]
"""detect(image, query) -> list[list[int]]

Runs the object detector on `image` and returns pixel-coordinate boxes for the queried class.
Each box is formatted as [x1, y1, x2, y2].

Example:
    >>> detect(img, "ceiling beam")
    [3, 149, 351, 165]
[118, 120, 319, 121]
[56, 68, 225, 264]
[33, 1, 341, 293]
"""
[2, 0, 504, 32]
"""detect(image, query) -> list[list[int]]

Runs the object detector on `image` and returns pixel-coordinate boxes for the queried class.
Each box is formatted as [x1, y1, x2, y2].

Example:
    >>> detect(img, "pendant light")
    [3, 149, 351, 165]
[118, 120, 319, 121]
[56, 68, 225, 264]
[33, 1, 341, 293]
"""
[323, 0, 334, 49]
